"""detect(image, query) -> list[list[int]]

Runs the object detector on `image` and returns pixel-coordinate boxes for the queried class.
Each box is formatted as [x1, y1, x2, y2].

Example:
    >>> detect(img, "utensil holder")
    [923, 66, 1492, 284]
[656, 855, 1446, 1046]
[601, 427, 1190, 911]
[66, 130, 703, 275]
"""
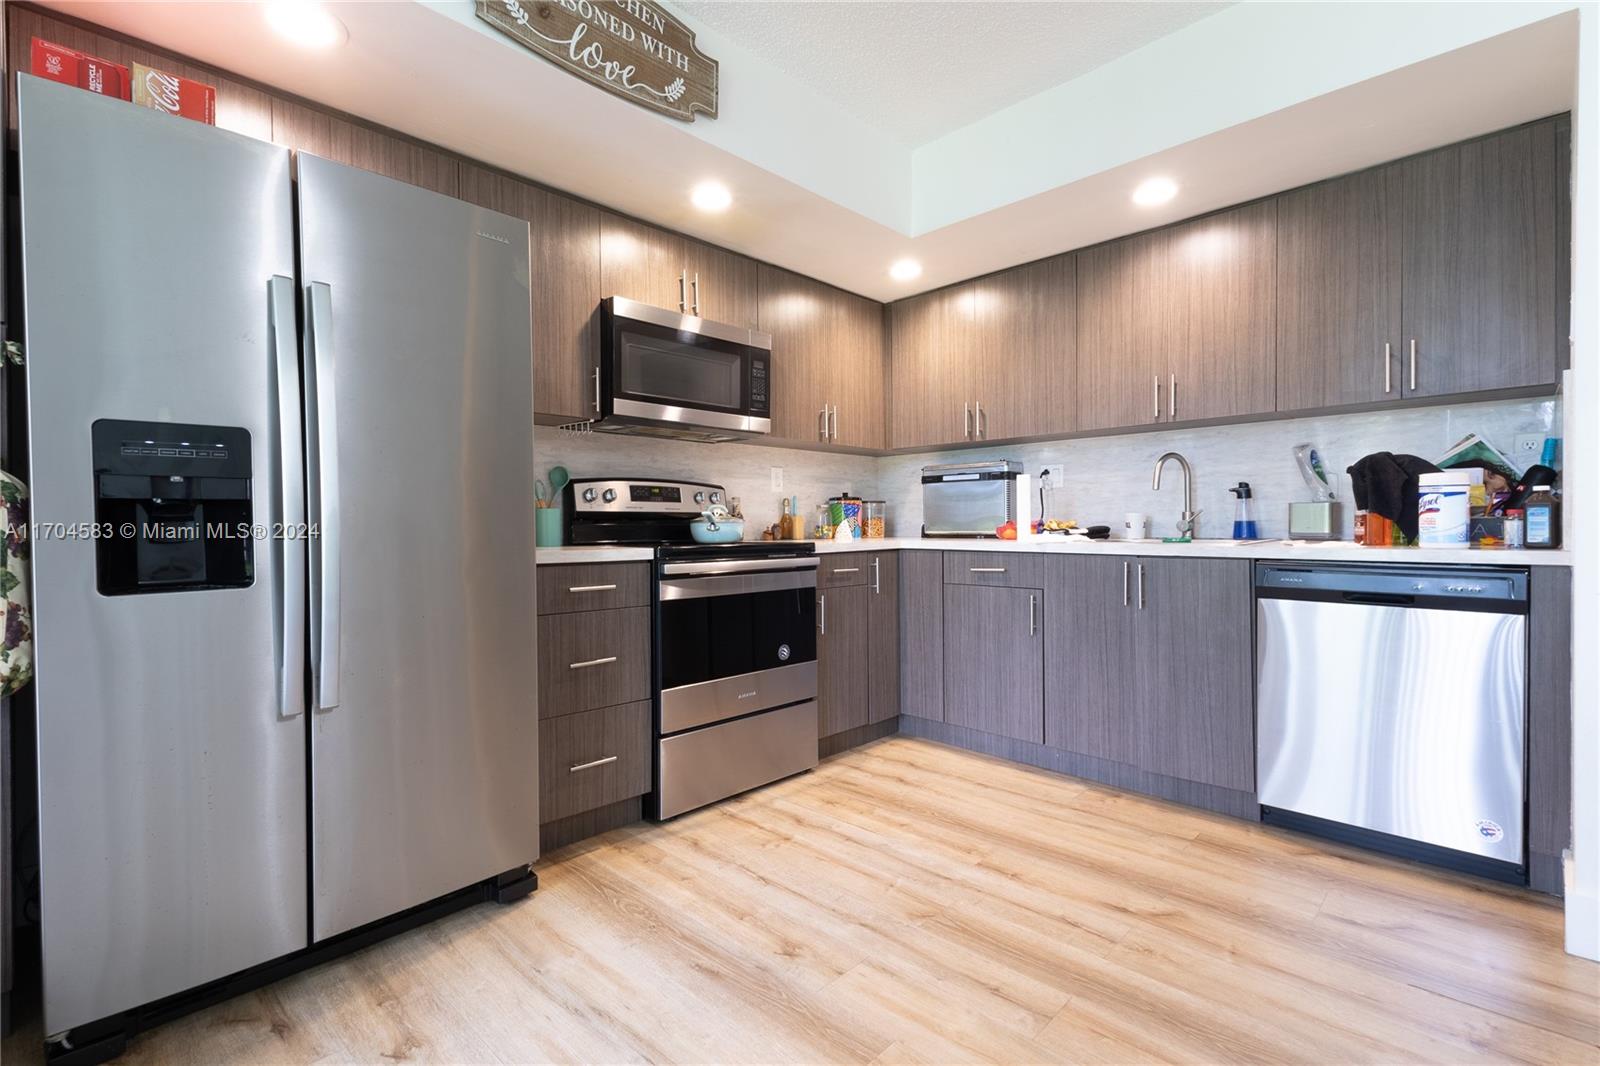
[535, 507, 563, 547]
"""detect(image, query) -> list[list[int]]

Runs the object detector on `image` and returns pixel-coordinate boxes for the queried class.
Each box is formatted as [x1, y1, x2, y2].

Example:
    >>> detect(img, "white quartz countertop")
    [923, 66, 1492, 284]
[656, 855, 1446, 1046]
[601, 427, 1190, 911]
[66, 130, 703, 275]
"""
[537, 538, 1570, 566]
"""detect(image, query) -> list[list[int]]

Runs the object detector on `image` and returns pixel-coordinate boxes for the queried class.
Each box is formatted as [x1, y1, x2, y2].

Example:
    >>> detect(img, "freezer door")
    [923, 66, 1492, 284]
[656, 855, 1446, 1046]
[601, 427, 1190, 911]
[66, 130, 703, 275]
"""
[295, 155, 538, 941]
[16, 77, 306, 1035]
[1256, 597, 1526, 863]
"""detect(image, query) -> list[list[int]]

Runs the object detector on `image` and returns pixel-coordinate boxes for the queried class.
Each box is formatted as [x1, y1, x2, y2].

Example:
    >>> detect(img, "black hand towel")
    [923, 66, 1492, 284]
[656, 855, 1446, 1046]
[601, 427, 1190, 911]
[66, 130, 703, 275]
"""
[1346, 452, 1441, 541]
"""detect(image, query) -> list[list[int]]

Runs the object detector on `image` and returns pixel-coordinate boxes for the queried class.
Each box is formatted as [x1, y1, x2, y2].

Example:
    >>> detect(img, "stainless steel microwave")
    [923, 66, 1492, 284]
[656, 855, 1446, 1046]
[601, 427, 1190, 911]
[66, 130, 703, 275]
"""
[595, 296, 773, 442]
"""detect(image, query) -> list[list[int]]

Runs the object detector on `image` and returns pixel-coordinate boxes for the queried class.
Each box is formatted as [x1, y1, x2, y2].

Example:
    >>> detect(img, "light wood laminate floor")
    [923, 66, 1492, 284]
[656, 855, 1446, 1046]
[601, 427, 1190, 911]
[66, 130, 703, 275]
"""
[6, 737, 1597, 1064]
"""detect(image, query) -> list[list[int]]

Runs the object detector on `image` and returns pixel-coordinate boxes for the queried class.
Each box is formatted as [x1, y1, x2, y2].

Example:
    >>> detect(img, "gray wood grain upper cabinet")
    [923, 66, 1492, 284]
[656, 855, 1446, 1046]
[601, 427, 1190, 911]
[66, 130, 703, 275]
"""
[759, 265, 886, 448]
[1131, 557, 1254, 792]
[1171, 200, 1277, 422]
[1400, 119, 1565, 397]
[817, 583, 871, 738]
[943, 583, 1043, 744]
[1043, 556, 1139, 765]
[898, 552, 945, 721]
[600, 211, 688, 312]
[1275, 166, 1402, 411]
[686, 238, 759, 329]
[973, 255, 1076, 440]
[890, 285, 975, 448]
[867, 553, 901, 724]
[1076, 227, 1180, 432]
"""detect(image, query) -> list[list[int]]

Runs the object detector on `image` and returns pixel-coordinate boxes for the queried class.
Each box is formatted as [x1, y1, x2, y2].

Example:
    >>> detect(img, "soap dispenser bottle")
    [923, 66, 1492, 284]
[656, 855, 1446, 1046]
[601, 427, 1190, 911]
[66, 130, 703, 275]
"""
[1229, 482, 1259, 539]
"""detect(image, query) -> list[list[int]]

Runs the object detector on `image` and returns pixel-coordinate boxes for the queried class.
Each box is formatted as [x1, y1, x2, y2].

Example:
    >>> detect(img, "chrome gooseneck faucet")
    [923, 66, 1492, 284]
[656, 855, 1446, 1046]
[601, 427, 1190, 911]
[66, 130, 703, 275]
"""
[1152, 451, 1200, 540]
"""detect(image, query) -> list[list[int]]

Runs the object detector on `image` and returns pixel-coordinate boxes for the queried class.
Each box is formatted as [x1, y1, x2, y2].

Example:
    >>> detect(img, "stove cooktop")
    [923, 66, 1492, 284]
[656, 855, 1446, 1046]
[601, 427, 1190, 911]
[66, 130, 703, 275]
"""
[655, 541, 816, 562]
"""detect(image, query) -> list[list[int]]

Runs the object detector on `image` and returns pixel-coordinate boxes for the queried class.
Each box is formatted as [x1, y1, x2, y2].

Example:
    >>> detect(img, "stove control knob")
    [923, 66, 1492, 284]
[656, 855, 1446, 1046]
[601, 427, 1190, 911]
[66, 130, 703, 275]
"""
[602, 489, 617, 503]
[582, 488, 598, 503]
[694, 491, 706, 505]
[709, 491, 722, 504]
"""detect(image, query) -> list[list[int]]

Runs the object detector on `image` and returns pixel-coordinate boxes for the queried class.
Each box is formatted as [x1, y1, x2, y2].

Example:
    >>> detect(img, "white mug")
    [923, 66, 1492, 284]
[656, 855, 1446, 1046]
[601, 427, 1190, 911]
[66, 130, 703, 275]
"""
[1124, 512, 1151, 540]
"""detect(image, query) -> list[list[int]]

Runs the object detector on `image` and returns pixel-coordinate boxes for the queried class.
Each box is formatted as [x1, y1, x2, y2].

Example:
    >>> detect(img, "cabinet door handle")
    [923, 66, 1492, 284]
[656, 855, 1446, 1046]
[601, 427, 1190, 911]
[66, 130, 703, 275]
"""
[1122, 561, 1130, 607]
[691, 272, 700, 315]
[829, 404, 838, 441]
[568, 655, 618, 670]
[1137, 564, 1146, 610]
[1169, 374, 1177, 421]
[1383, 342, 1392, 395]
[818, 406, 828, 442]
[570, 755, 618, 773]
[1153, 376, 1161, 420]
[871, 557, 881, 594]
[1409, 338, 1417, 391]
[567, 583, 618, 593]
[678, 270, 687, 312]
[818, 593, 825, 635]
[593, 365, 601, 413]
[975, 401, 986, 439]
[969, 566, 1006, 573]
[831, 567, 861, 574]
[964, 402, 972, 439]
[1028, 593, 1037, 637]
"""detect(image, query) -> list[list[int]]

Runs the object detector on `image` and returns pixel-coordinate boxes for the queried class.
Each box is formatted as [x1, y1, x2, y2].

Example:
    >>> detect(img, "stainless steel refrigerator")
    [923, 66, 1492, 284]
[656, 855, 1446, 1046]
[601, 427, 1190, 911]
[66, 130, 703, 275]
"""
[15, 75, 539, 1042]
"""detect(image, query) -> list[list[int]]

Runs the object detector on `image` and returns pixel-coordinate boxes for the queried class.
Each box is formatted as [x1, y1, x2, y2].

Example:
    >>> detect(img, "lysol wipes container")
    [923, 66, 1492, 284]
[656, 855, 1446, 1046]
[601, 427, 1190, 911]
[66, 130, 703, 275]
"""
[1417, 471, 1470, 547]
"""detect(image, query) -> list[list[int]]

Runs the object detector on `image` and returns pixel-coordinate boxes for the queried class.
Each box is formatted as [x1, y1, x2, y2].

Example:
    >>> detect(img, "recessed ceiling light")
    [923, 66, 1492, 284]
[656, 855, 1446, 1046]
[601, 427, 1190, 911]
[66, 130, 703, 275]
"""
[265, 0, 348, 49]
[1132, 177, 1179, 207]
[889, 258, 922, 282]
[690, 181, 732, 213]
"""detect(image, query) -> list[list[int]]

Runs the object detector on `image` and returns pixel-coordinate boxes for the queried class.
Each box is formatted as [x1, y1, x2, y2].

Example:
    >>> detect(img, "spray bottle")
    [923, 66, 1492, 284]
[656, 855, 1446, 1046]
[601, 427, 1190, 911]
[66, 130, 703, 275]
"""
[1229, 482, 1259, 540]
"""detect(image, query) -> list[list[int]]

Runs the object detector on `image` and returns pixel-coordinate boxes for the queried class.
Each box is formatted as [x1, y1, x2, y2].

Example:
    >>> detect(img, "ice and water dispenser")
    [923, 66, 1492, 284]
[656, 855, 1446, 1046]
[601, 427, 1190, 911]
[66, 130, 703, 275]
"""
[92, 419, 254, 594]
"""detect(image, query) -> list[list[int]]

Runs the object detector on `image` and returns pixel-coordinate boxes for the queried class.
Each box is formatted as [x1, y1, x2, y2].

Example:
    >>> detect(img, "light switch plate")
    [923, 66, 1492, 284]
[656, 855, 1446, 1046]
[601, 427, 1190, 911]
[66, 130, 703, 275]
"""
[770, 466, 784, 491]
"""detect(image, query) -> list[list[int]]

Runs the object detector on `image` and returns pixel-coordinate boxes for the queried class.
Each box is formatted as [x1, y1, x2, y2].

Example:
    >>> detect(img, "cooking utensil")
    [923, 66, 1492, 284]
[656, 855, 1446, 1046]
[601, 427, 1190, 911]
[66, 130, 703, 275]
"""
[690, 505, 744, 544]
[547, 465, 571, 498]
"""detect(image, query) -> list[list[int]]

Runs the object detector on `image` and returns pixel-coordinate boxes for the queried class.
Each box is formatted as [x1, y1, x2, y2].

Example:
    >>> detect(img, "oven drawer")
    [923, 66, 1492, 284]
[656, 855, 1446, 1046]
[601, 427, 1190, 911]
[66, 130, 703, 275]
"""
[540, 701, 651, 823]
[942, 550, 1043, 588]
[537, 606, 651, 719]
[656, 701, 818, 819]
[817, 554, 872, 588]
[537, 562, 650, 615]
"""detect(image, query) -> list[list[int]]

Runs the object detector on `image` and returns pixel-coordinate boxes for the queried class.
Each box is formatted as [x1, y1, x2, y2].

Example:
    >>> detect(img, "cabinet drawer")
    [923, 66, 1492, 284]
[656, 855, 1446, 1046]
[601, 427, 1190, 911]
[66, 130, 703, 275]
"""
[540, 701, 651, 823]
[537, 562, 650, 615]
[537, 606, 650, 719]
[818, 554, 872, 588]
[942, 551, 1044, 588]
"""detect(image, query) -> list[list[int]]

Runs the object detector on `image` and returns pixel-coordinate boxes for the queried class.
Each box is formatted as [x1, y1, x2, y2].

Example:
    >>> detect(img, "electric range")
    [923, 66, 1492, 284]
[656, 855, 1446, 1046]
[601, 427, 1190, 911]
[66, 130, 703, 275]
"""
[562, 477, 819, 819]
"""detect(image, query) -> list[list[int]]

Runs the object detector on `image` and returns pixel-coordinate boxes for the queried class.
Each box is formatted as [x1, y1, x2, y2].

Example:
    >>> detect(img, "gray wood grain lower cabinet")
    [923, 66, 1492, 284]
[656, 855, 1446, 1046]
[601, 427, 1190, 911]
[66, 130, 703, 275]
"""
[943, 583, 1043, 744]
[1044, 556, 1139, 765]
[539, 701, 651, 823]
[1528, 566, 1572, 895]
[536, 606, 651, 719]
[898, 552, 945, 722]
[818, 584, 871, 738]
[868, 554, 901, 724]
[1132, 558, 1255, 793]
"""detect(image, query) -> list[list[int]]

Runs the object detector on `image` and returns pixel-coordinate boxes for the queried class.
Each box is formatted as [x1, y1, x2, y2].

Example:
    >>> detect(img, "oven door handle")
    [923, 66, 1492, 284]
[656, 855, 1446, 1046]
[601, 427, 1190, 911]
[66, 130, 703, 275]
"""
[660, 568, 818, 600]
[662, 557, 820, 577]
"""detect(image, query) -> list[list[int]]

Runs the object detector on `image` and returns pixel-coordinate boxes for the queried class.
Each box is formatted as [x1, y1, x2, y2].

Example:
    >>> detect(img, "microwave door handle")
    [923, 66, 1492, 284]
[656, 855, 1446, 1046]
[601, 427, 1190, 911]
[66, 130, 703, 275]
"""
[593, 365, 601, 414]
[268, 276, 306, 721]
[305, 280, 342, 711]
[678, 270, 687, 312]
[692, 272, 700, 316]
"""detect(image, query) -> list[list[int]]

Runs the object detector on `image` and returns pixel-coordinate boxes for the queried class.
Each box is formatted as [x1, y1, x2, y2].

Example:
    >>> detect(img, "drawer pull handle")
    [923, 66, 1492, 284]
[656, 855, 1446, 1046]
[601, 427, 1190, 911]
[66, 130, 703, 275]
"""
[567, 583, 618, 593]
[832, 567, 860, 574]
[969, 566, 1006, 573]
[569, 655, 618, 670]
[570, 755, 618, 773]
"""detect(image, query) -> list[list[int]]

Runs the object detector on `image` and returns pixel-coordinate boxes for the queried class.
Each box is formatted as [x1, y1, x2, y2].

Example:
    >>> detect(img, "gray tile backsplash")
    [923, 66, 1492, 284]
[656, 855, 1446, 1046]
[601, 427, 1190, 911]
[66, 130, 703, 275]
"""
[536, 394, 1563, 542]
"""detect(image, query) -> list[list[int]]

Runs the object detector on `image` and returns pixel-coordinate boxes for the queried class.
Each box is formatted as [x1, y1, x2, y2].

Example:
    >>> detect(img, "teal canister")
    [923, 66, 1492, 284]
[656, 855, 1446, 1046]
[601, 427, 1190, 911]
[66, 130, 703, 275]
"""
[535, 507, 563, 547]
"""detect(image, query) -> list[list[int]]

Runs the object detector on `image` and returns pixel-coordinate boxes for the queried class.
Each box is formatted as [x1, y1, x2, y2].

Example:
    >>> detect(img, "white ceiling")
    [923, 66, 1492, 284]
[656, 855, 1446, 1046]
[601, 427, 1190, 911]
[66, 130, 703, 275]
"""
[669, 1, 1230, 147]
[35, 1, 1580, 302]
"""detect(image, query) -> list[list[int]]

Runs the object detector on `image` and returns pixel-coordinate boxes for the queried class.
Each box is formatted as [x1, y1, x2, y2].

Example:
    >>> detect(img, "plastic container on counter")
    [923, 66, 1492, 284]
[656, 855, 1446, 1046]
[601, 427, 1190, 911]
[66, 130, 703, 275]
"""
[828, 493, 863, 539]
[862, 500, 886, 539]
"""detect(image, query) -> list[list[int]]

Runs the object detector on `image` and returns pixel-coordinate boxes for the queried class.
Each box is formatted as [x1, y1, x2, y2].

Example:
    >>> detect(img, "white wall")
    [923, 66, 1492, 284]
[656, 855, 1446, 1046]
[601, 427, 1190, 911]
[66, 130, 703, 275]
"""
[1563, 3, 1598, 962]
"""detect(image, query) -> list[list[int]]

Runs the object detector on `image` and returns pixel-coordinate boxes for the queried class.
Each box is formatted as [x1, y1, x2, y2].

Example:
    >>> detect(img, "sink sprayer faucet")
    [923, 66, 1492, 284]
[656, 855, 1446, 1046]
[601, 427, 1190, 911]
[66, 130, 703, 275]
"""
[1152, 452, 1201, 540]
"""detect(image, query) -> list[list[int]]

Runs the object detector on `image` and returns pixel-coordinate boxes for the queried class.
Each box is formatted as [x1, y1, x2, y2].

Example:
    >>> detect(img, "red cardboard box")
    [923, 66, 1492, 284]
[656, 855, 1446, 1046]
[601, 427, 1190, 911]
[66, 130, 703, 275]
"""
[31, 38, 131, 100]
[131, 62, 215, 125]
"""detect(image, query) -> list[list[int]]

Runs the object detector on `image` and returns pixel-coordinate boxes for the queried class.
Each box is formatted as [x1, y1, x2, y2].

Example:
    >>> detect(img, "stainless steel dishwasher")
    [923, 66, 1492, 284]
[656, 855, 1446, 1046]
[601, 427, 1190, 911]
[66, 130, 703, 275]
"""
[1255, 563, 1528, 883]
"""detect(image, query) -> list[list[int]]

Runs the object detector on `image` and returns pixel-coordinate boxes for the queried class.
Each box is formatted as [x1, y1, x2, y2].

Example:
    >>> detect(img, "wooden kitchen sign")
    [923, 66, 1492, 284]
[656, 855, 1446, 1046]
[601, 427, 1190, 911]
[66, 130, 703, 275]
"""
[476, 0, 718, 122]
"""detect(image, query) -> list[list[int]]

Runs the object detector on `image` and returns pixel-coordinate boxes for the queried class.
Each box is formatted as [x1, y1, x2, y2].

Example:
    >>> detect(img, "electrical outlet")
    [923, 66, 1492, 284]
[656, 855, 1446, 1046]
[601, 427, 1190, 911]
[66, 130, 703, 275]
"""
[1514, 435, 1544, 456]
[1036, 461, 1064, 490]
[770, 466, 784, 492]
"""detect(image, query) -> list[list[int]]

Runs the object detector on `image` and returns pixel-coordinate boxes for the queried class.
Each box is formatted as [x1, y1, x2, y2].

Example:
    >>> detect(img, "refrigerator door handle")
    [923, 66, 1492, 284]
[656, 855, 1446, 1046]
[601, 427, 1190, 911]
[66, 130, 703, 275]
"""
[269, 276, 307, 720]
[305, 280, 342, 711]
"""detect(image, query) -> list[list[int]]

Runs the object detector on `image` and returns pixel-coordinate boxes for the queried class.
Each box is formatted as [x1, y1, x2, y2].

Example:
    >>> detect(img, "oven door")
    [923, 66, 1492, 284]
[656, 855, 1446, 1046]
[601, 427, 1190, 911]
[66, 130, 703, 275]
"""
[601, 297, 771, 438]
[658, 558, 818, 734]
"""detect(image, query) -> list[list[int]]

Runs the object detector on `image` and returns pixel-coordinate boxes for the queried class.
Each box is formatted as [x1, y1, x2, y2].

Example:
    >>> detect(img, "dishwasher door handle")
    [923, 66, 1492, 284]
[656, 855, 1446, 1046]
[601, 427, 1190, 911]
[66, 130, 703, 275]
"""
[1341, 591, 1416, 607]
